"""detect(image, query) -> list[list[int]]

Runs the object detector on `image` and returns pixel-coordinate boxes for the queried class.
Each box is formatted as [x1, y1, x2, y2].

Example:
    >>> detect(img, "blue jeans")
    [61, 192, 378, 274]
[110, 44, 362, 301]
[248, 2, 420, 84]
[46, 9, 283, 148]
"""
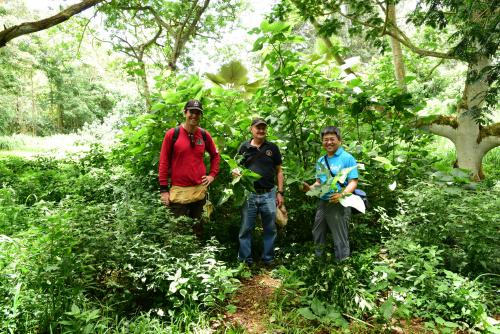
[238, 189, 277, 264]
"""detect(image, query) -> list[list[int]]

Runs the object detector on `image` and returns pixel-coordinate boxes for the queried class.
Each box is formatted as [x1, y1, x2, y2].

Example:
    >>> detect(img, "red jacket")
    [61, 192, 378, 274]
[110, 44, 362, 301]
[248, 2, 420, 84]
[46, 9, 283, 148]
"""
[159, 126, 220, 192]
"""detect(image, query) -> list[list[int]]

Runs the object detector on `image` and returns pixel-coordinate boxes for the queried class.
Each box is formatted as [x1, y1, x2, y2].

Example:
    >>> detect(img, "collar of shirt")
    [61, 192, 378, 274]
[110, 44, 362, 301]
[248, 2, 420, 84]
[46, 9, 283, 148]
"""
[333, 146, 344, 157]
[245, 139, 269, 150]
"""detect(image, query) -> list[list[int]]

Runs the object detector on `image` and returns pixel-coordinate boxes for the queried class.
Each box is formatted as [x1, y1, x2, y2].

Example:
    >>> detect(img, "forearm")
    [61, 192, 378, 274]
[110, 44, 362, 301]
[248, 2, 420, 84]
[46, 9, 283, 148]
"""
[277, 171, 284, 192]
[342, 179, 358, 195]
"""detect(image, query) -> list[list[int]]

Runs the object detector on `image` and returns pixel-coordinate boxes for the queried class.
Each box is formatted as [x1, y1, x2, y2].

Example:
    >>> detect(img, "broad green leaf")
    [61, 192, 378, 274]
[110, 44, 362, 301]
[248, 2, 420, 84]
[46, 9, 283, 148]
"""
[218, 61, 248, 85]
[205, 73, 225, 86]
[217, 188, 234, 206]
[311, 298, 326, 316]
[150, 102, 165, 111]
[297, 307, 317, 320]
[260, 21, 289, 33]
[226, 304, 237, 314]
[71, 304, 80, 314]
[372, 156, 391, 165]
[252, 36, 267, 51]
[380, 297, 394, 320]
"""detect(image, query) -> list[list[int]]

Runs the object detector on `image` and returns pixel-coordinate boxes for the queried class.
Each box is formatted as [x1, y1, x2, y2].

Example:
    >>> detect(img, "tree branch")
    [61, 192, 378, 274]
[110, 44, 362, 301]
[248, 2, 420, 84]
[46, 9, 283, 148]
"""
[379, 0, 389, 36]
[310, 17, 356, 76]
[169, 0, 210, 70]
[0, 0, 105, 47]
[120, 5, 174, 36]
[424, 58, 446, 80]
[335, 10, 455, 60]
[417, 115, 458, 142]
[478, 123, 500, 153]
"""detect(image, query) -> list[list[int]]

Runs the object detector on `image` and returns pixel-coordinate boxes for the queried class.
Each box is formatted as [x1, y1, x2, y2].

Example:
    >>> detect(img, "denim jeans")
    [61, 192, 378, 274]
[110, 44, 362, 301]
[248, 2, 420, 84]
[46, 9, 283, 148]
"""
[238, 189, 277, 264]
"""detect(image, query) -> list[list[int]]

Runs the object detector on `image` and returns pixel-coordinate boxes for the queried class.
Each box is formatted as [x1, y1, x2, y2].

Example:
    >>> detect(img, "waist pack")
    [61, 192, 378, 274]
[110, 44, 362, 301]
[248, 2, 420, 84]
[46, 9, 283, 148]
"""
[352, 188, 369, 215]
[169, 184, 207, 204]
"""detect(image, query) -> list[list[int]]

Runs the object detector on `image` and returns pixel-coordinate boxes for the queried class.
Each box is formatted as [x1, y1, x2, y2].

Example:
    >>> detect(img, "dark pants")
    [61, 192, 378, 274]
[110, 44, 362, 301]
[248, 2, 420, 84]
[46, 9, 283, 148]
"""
[169, 198, 206, 238]
[312, 200, 351, 260]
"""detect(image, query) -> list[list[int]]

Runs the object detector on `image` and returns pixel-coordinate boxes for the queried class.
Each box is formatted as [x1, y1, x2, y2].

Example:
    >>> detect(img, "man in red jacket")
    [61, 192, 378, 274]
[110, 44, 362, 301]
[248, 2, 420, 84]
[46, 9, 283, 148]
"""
[158, 99, 220, 236]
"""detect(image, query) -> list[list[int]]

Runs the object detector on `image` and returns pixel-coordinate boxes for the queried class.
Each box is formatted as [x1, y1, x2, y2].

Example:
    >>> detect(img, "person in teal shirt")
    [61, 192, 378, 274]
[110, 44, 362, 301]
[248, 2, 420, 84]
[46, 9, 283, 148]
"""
[303, 126, 358, 260]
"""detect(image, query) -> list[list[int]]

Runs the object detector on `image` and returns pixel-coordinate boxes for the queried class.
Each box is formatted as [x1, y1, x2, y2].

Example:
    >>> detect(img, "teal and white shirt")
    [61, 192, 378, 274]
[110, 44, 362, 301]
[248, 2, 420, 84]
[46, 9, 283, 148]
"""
[316, 147, 358, 201]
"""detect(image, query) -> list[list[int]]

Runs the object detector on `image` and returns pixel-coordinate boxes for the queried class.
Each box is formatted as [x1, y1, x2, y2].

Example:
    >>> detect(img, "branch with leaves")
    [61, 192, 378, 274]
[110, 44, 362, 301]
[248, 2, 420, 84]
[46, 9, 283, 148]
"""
[0, 0, 105, 47]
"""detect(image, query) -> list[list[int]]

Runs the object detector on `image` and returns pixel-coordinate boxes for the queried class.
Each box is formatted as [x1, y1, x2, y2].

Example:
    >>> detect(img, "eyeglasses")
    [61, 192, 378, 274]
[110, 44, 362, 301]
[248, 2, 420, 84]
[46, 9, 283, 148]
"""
[322, 138, 337, 143]
[188, 133, 195, 147]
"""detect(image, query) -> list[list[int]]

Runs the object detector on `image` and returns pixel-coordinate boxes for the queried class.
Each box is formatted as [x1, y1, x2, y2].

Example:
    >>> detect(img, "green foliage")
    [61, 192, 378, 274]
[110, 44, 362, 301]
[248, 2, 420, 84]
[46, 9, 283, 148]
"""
[0, 136, 24, 150]
[271, 240, 494, 333]
[0, 154, 240, 332]
[205, 60, 263, 93]
[0, 37, 119, 136]
[379, 180, 500, 276]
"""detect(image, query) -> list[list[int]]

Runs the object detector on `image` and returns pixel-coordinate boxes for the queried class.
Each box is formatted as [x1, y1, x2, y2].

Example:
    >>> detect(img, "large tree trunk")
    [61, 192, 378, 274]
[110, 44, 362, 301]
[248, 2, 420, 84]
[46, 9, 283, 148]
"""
[387, 4, 406, 91]
[423, 57, 500, 180]
[57, 103, 64, 133]
[31, 69, 37, 135]
[138, 61, 151, 111]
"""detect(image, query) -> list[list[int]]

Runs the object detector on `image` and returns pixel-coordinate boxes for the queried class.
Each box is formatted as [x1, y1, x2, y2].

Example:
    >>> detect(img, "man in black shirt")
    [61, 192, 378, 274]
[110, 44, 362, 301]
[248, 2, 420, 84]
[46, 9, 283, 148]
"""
[234, 118, 284, 265]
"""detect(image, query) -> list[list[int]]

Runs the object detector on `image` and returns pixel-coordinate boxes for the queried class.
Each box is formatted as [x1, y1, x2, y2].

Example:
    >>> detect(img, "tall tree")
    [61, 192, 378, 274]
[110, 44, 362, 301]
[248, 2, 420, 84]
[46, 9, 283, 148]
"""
[286, 0, 500, 180]
[99, 0, 241, 110]
[386, 3, 406, 91]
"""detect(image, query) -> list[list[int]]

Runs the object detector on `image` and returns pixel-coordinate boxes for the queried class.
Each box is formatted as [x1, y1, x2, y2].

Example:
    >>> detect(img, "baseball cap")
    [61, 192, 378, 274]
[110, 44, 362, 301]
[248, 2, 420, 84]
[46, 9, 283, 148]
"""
[251, 118, 267, 126]
[184, 99, 203, 113]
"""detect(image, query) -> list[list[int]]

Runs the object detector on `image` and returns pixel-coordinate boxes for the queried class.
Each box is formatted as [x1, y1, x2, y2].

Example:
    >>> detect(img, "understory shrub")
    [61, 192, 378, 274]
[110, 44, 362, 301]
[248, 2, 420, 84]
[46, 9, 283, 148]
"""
[0, 156, 240, 333]
[273, 240, 495, 333]
[379, 180, 500, 276]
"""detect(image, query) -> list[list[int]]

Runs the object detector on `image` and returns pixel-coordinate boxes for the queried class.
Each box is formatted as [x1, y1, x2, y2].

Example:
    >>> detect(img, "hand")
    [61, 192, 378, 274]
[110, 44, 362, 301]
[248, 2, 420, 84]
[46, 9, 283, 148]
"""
[160, 192, 170, 206]
[276, 192, 284, 207]
[231, 168, 241, 177]
[329, 192, 343, 203]
[202, 175, 214, 186]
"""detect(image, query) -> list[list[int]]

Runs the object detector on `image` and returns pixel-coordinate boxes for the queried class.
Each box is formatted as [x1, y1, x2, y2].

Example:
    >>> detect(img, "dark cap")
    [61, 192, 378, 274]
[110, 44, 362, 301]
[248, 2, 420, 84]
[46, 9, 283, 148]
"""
[184, 99, 203, 113]
[251, 117, 267, 127]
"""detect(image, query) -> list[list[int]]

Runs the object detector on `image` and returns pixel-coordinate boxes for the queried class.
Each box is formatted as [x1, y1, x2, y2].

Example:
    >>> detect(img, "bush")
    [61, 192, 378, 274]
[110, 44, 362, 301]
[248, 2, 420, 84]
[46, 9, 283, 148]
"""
[0, 155, 240, 332]
[379, 181, 500, 276]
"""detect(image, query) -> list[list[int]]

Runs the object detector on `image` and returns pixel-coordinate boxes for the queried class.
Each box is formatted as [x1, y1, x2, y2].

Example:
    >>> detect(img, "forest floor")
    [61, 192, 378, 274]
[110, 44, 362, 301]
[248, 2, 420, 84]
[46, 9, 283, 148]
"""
[219, 269, 281, 333]
[213, 268, 436, 334]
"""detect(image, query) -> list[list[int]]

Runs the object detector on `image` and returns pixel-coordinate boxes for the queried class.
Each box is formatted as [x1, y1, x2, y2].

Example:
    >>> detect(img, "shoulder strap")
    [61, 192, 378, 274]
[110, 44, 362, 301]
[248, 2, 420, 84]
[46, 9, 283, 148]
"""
[169, 126, 181, 168]
[200, 128, 207, 142]
[171, 126, 208, 155]
[323, 154, 348, 188]
[323, 155, 334, 177]
[172, 126, 180, 146]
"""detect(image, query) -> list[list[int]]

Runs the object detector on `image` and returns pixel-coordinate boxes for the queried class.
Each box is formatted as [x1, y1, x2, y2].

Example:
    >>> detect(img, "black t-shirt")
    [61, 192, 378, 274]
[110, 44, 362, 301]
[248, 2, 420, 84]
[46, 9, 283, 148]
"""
[238, 140, 282, 190]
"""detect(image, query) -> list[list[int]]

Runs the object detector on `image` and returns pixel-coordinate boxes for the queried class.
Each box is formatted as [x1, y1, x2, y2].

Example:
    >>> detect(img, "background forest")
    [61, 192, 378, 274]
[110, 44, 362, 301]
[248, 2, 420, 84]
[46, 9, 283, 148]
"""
[0, 0, 499, 333]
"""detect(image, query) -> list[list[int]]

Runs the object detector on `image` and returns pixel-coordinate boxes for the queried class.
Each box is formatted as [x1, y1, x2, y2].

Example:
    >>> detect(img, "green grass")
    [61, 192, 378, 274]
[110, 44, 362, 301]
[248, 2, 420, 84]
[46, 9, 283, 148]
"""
[0, 134, 90, 158]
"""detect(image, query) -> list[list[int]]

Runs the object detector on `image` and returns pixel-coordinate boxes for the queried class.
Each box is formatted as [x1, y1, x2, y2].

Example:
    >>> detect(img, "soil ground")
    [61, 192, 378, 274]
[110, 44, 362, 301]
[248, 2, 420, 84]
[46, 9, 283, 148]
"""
[221, 270, 281, 333]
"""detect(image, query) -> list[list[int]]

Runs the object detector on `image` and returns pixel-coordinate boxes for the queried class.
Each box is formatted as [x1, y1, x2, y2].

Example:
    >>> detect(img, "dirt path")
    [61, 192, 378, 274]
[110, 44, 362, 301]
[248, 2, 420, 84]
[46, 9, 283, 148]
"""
[221, 271, 281, 333]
